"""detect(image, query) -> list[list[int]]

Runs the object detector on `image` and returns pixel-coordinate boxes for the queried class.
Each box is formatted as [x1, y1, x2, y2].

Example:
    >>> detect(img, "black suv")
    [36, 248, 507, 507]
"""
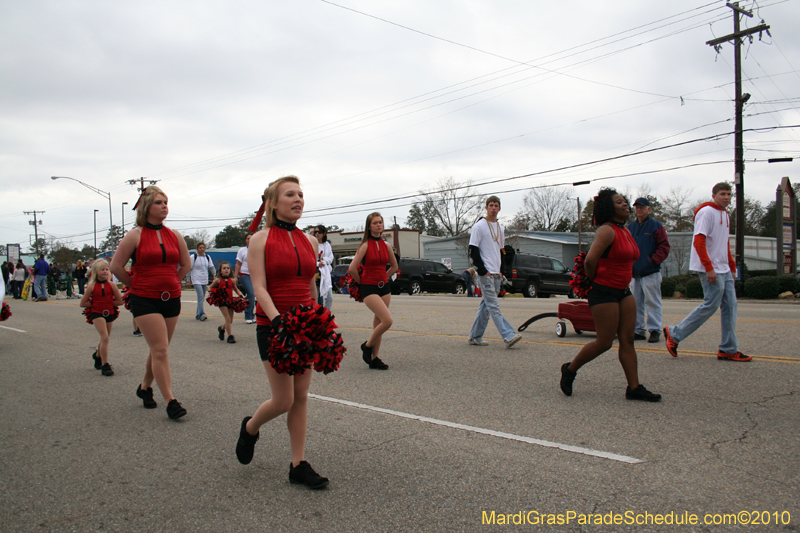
[502, 251, 575, 298]
[392, 258, 467, 295]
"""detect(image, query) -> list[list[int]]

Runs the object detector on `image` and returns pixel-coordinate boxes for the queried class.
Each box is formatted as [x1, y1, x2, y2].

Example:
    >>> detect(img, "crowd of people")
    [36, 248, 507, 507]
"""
[2, 178, 753, 490]
[1, 257, 96, 301]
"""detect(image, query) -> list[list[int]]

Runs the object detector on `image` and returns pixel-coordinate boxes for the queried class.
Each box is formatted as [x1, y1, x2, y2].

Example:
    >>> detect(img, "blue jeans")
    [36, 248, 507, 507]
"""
[77, 278, 86, 295]
[193, 283, 208, 318]
[239, 275, 255, 321]
[670, 271, 738, 353]
[469, 275, 516, 342]
[461, 271, 474, 297]
[34, 276, 48, 300]
[320, 287, 333, 310]
[631, 272, 662, 336]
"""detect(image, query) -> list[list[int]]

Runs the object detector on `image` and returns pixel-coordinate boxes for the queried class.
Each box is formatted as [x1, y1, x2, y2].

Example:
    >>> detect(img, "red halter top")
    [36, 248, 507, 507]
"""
[131, 226, 182, 299]
[360, 237, 390, 286]
[593, 223, 640, 289]
[255, 226, 316, 326]
[90, 279, 115, 314]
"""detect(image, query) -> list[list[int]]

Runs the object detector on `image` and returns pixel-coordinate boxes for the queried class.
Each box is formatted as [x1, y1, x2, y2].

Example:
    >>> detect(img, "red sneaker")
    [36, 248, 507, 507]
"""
[717, 351, 752, 362]
[664, 327, 679, 357]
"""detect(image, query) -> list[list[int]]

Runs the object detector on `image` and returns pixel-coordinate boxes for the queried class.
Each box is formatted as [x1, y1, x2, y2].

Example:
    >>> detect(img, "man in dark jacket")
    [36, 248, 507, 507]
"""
[628, 198, 670, 343]
[32, 254, 50, 302]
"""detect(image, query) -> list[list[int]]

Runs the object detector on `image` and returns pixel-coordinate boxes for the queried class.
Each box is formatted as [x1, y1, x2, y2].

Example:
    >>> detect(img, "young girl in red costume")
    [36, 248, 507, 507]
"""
[80, 259, 123, 376]
[111, 186, 192, 420]
[559, 188, 661, 402]
[349, 212, 398, 370]
[207, 261, 245, 344]
[235, 175, 335, 490]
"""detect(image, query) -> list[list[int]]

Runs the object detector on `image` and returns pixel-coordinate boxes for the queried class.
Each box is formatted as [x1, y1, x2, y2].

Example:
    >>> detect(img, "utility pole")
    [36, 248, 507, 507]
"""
[706, 2, 770, 272]
[128, 177, 159, 194]
[24, 210, 45, 255]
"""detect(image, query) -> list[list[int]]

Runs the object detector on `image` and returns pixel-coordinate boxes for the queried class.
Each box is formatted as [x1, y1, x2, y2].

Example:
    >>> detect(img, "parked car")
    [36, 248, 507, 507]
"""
[502, 250, 575, 298]
[392, 258, 466, 295]
[330, 264, 350, 293]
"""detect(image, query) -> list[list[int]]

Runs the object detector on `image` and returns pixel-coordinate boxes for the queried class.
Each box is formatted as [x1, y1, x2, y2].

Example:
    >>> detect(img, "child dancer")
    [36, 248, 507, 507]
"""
[80, 259, 123, 376]
[207, 261, 246, 344]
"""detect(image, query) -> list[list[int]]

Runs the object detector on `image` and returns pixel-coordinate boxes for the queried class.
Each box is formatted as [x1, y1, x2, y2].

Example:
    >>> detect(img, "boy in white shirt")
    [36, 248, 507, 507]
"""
[467, 196, 522, 348]
[664, 182, 750, 362]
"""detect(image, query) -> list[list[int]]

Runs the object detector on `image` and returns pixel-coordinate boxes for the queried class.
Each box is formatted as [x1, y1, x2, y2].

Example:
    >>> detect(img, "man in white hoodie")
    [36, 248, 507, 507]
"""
[663, 182, 750, 362]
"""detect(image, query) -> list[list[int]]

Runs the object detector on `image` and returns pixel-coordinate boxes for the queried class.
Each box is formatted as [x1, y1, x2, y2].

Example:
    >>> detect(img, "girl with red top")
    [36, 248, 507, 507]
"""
[560, 188, 661, 402]
[111, 186, 192, 420]
[80, 259, 123, 377]
[207, 261, 244, 344]
[349, 212, 399, 370]
[235, 175, 330, 490]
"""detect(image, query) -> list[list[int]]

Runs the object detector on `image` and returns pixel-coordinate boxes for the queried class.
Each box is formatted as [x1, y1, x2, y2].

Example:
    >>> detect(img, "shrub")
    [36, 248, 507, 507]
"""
[685, 277, 704, 298]
[661, 277, 677, 298]
[747, 269, 774, 279]
[675, 284, 686, 295]
[777, 275, 800, 294]
[744, 276, 780, 299]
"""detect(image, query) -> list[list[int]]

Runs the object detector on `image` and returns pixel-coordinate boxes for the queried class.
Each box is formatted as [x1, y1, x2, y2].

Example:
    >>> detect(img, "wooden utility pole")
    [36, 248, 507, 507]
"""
[705, 2, 769, 272]
[127, 177, 159, 193]
[24, 210, 45, 255]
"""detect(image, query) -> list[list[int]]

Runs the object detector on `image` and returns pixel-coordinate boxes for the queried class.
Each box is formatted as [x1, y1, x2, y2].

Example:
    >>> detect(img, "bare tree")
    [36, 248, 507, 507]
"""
[513, 186, 574, 231]
[417, 177, 485, 236]
[662, 186, 696, 232]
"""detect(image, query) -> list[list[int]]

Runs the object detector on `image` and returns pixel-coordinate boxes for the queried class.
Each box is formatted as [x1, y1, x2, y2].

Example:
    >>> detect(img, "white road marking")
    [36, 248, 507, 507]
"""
[0, 325, 26, 333]
[309, 393, 643, 464]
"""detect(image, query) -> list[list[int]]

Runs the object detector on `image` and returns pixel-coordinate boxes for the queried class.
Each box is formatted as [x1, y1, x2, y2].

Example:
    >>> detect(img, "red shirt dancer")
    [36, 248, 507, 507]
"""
[349, 212, 398, 370]
[560, 188, 661, 403]
[111, 186, 191, 421]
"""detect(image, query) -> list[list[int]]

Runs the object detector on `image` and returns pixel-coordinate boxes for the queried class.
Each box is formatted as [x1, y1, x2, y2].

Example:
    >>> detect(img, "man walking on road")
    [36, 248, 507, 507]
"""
[629, 197, 670, 343]
[467, 196, 522, 348]
[663, 182, 750, 362]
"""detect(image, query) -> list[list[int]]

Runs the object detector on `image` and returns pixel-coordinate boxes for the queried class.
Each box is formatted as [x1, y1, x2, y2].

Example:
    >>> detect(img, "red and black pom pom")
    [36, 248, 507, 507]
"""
[343, 265, 363, 302]
[569, 252, 591, 299]
[263, 304, 346, 375]
[206, 286, 229, 307]
[228, 296, 249, 313]
[0, 302, 11, 321]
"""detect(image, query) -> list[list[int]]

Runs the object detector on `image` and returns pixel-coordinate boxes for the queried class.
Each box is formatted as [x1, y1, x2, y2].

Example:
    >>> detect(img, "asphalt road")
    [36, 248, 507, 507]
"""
[1, 292, 798, 532]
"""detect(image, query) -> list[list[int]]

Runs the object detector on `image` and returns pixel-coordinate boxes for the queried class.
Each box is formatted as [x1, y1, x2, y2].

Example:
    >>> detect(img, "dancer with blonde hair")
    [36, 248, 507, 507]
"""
[81, 259, 123, 376]
[111, 186, 191, 420]
[236, 175, 340, 489]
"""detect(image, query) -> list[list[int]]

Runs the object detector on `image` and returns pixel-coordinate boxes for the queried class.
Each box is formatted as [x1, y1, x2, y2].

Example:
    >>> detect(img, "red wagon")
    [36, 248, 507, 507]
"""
[517, 300, 596, 337]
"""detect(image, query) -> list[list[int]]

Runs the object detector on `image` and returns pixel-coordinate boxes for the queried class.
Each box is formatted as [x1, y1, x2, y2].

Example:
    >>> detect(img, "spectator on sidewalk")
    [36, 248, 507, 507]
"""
[32, 254, 50, 302]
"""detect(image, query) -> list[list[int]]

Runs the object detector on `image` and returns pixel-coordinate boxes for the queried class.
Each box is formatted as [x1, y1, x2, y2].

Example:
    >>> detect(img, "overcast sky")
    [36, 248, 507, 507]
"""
[1, 0, 799, 253]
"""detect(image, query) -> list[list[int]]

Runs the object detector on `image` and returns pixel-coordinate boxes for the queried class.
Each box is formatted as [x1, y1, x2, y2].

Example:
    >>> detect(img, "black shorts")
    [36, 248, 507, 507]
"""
[130, 294, 181, 318]
[90, 312, 117, 323]
[361, 283, 391, 298]
[256, 324, 273, 362]
[587, 282, 632, 307]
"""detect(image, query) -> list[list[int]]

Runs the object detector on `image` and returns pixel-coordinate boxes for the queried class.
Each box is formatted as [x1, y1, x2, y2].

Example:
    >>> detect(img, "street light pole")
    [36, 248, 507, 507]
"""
[51, 176, 113, 243]
[93, 209, 99, 259]
[121, 202, 128, 236]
